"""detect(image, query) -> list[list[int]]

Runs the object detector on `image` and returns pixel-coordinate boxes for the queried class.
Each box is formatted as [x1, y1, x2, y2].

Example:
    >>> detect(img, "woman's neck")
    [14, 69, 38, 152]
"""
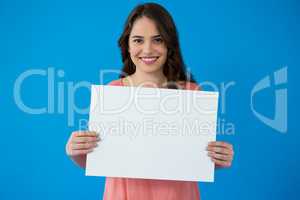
[128, 70, 167, 88]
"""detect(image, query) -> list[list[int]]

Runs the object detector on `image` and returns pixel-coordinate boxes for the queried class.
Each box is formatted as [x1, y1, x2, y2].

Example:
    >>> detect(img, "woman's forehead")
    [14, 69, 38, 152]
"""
[130, 17, 160, 37]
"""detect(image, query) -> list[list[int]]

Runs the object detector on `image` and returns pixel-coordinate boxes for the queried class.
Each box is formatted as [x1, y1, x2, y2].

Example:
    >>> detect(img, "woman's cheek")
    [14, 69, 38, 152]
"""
[130, 49, 142, 61]
[159, 52, 167, 65]
[129, 52, 139, 64]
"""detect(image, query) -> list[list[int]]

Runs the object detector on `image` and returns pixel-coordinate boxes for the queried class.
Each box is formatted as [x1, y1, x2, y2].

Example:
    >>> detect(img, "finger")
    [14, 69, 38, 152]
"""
[207, 146, 232, 155]
[73, 131, 99, 138]
[72, 142, 98, 150]
[208, 141, 233, 150]
[208, 151, 232, 161]
[72, 136, 101, 143]
[211, 158, 232, 167]
[69, 149, 94, 156]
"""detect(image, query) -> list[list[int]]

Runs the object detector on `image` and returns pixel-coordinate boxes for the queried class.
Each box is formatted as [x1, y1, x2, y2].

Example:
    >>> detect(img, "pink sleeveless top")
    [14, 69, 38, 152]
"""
[103, 79, 201, 200]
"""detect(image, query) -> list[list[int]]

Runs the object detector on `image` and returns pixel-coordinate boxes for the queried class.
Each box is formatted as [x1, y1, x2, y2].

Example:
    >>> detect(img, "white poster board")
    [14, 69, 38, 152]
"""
[86, 85, 218, 182]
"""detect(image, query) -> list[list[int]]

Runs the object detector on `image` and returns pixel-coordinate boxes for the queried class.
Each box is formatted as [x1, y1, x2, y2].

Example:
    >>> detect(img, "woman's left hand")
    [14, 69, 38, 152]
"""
[207, 141, 234, 168]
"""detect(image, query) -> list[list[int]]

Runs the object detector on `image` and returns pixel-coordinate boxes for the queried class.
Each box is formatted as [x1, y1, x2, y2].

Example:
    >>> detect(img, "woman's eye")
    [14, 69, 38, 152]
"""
[133, 39, 143, 44]
[153, 38, 163, 43]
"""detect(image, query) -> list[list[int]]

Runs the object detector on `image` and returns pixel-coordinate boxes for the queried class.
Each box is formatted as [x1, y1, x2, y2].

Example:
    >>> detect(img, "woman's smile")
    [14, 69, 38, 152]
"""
[139, 56, 159, 65]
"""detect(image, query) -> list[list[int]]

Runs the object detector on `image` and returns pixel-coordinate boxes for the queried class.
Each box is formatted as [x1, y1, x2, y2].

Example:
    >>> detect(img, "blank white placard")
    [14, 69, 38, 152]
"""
[86, 85, 218, 182]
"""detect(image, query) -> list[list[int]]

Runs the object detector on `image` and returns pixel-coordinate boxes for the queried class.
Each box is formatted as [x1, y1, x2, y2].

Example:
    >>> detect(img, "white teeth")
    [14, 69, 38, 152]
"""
[140, 57, 158, 62]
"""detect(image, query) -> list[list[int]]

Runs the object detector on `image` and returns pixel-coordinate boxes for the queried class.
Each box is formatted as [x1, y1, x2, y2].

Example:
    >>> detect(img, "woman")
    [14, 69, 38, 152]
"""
[66, 2, 234, 200]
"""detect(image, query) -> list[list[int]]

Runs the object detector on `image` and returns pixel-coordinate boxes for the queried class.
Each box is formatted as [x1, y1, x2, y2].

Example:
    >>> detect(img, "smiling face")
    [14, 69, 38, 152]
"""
[128, 16, 168, 75]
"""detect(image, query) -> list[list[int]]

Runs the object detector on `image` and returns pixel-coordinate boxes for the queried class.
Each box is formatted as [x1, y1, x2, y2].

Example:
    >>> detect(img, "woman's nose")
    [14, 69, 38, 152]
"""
[142, 41, 153, 54]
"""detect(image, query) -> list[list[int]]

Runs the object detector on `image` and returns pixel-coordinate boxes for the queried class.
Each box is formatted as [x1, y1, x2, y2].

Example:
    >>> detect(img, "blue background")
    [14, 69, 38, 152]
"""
[0, 0, 299, 199]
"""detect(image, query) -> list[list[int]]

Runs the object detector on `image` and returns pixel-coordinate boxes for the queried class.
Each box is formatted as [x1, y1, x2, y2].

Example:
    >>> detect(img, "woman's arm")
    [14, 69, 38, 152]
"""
[69, 155, 87, 169]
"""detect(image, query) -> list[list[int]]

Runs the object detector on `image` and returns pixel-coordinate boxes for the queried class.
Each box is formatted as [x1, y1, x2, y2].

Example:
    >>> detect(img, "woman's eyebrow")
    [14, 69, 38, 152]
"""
[152, 35, 161, 38]
[130, 35, 161, 39]
[131, 35, 143, 39]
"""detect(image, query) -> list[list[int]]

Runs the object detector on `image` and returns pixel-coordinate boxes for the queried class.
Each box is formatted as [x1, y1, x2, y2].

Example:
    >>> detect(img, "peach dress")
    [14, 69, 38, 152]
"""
[103, 78, 201, 200]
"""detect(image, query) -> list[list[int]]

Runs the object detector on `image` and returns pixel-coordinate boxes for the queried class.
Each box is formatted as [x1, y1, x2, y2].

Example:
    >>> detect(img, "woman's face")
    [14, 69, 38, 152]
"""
[128, 16, 168, 74]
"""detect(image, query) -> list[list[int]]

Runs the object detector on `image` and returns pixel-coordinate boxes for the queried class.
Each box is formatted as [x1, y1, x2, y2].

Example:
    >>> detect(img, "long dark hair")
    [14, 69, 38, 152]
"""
[118, 2, 196, 88]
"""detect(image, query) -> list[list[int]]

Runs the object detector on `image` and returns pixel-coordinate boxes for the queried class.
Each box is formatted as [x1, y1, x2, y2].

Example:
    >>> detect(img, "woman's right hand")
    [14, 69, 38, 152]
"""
[66, 131, 100, 157]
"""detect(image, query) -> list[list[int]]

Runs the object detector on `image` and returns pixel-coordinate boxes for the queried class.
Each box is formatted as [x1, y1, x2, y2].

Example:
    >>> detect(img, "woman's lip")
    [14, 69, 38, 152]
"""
[140, 57, 159, 65]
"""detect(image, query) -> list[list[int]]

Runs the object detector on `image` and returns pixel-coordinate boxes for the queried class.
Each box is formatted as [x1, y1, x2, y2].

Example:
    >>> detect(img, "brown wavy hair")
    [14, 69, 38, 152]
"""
[118, 2, 197, 89]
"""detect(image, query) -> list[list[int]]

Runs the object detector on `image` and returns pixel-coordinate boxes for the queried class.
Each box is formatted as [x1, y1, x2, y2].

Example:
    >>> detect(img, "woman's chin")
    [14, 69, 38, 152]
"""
[136, 63, 163, 74]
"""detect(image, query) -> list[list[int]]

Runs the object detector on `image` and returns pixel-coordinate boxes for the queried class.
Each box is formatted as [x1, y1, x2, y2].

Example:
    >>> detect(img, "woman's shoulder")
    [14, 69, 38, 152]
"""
[107, 79, 124, 86]
[177, 81, 201, 91]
